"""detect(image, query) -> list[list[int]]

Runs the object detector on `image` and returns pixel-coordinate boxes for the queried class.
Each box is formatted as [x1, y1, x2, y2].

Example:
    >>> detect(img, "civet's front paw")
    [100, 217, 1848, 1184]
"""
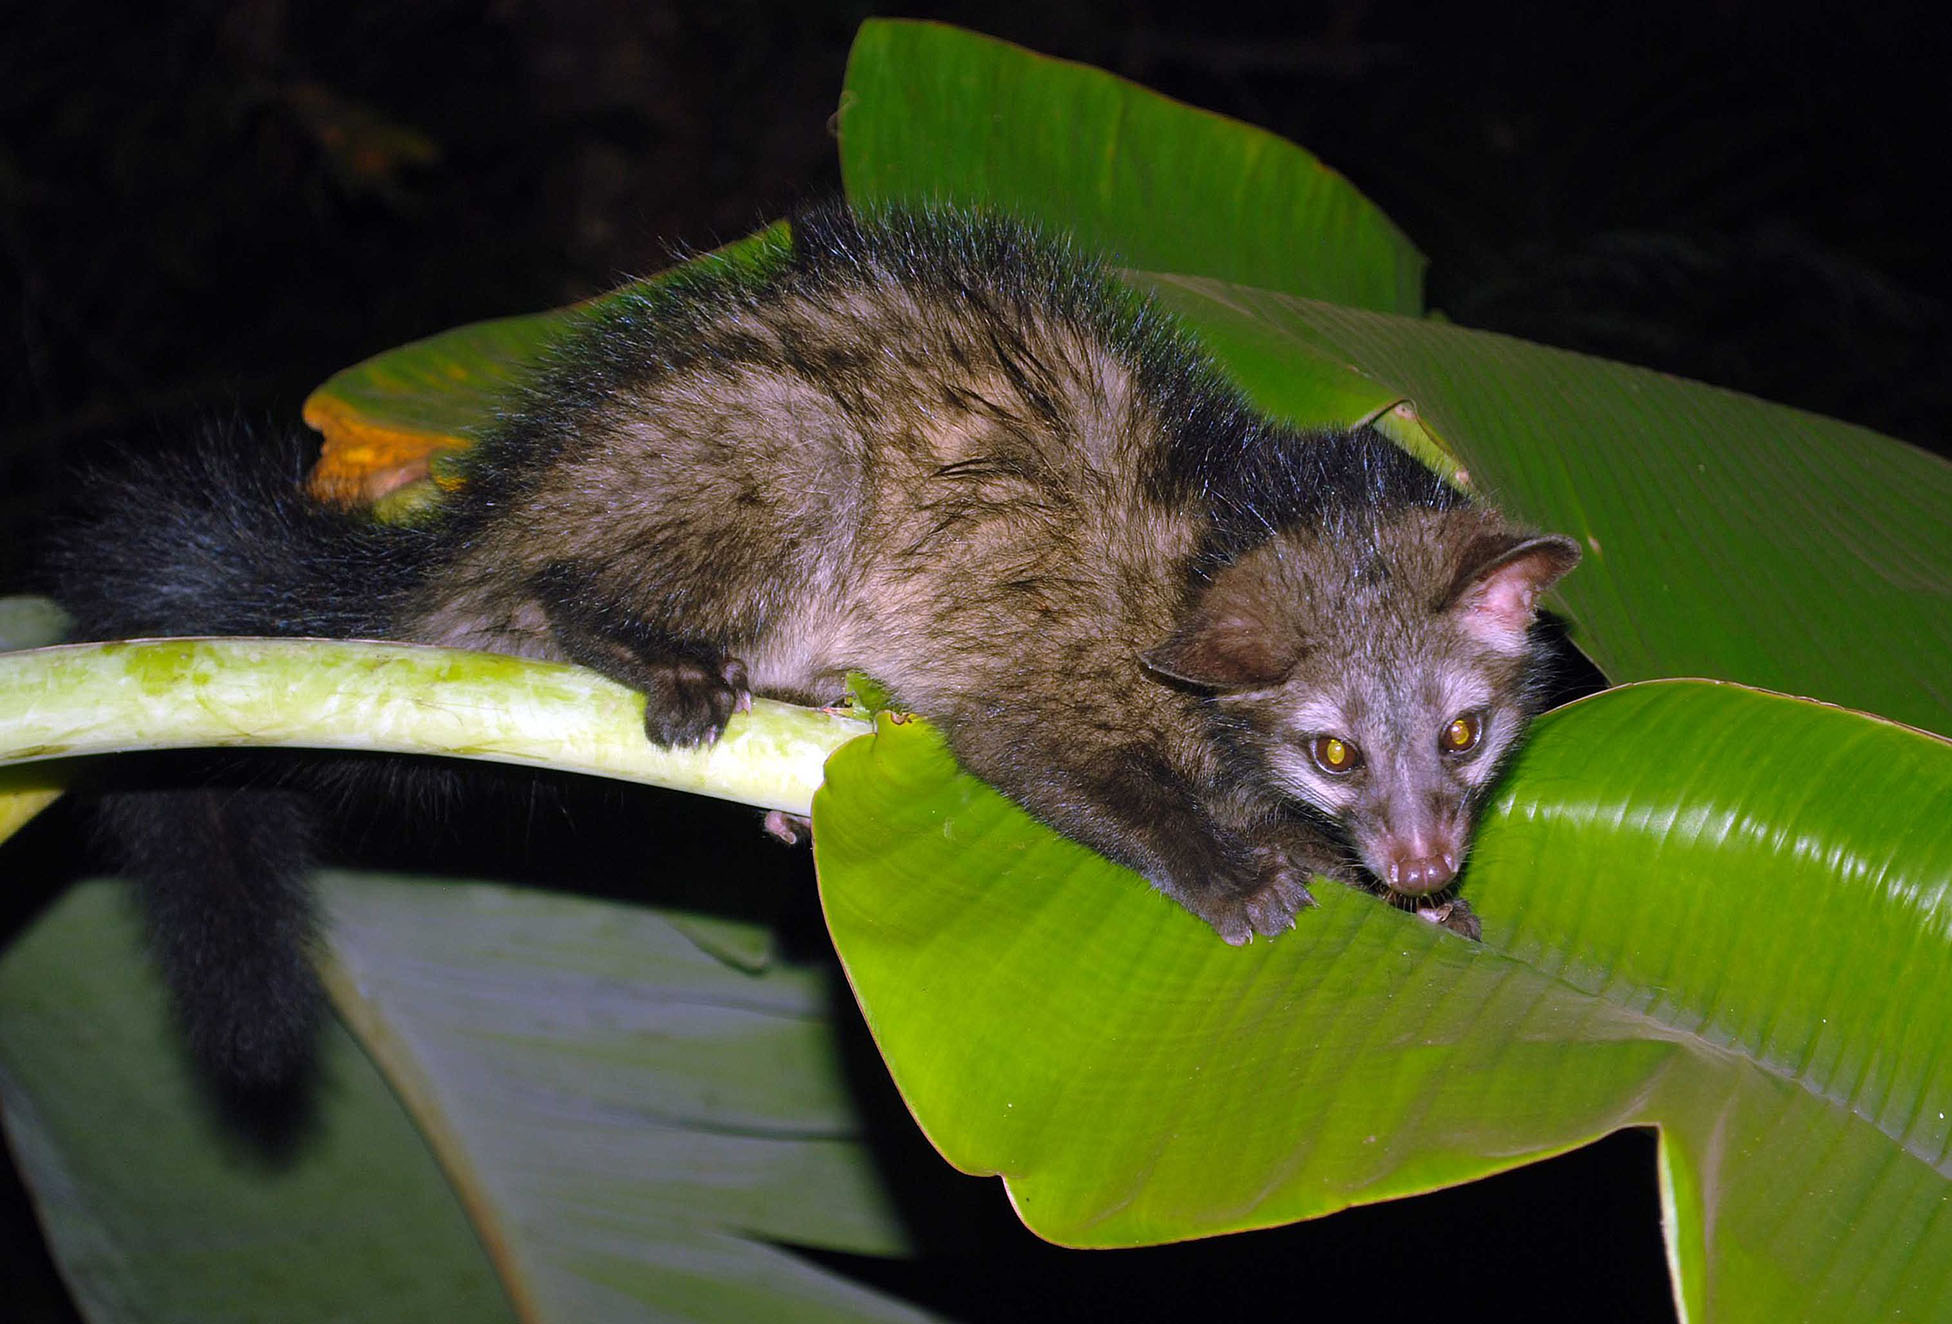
[644, 653, 751, 747]
[1195, 848, 1319, 946]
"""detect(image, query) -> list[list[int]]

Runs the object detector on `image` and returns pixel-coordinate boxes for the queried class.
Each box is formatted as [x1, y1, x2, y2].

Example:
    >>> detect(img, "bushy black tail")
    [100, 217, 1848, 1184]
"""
[43, 421, 427, 641]
[43, 423, 437, 1088]
[90, 781, 326, 1089]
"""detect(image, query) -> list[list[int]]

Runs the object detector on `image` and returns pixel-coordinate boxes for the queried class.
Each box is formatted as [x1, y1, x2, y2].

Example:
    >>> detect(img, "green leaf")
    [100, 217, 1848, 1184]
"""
[319, 875, 933, 1322]
[304, 309, 564, 456]
[0, 876, 939, 1323]
[838, 20, 1424, 314]
[0, 763, 64, 848]
[0, 882, 519, 1324]
[1127, 275, 1457, 470]
[813, 681, 1952, 1318]
[1470, 682, 1952, 1321]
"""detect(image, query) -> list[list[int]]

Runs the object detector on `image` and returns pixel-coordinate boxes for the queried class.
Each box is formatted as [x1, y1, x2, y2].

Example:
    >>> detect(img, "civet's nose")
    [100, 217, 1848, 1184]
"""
[1382, 844, 1459, 897]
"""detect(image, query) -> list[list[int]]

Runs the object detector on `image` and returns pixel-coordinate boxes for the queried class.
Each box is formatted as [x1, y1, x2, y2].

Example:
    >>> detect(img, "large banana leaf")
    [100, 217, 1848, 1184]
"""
[807, 22, 1952, 1319]
[815, 682, 1952, 1319]
[836, 21, 1425, 314]
[0, 877, 936, 1324]
[0, 881, 518, 1324]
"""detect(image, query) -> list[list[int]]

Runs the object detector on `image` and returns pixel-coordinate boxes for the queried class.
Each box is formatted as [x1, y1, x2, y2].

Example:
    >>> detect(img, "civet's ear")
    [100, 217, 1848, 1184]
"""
[1142, 558, 1305, 691]
[1445, 533, 1582, 648]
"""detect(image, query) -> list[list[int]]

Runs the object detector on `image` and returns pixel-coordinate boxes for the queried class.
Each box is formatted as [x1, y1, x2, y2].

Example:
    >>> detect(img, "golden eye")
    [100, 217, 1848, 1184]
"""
[1311, 734, 1361, 774]
[1443, 711, 1484, 755]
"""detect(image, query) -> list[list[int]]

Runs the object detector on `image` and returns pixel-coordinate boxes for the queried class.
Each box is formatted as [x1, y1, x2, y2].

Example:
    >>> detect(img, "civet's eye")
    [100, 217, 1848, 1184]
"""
[1310, 734, 1361, 775]
[1442, 711, 1484, 755]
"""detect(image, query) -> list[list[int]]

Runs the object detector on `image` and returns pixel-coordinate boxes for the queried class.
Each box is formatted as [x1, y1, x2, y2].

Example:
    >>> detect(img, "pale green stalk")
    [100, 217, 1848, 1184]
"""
[0, 637, 869, 816]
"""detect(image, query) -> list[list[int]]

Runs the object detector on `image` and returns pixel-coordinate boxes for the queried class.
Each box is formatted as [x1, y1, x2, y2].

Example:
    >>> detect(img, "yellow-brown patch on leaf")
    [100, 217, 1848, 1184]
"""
[302, 390, 469, 508]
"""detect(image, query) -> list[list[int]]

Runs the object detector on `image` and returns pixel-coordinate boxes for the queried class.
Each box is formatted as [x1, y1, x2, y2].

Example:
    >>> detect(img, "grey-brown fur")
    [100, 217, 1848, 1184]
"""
[48, 204, 1578, 1084]
[396, 203, 1578, 942]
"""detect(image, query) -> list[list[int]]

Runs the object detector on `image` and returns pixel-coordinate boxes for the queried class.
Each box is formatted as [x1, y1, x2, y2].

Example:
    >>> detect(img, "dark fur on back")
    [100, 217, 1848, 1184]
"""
[1190, 425, 1468, 571]
[46, 203, 1578, 1088]
[462, 204, 1253, 524]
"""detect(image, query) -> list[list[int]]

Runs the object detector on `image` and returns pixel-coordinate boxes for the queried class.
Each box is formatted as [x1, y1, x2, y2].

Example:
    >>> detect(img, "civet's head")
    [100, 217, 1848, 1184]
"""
[1145, 508, 1581, 900]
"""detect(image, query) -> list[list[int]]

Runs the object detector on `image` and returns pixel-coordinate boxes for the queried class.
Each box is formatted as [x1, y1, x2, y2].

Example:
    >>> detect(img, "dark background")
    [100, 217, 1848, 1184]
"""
[3, 1, 1946, 1319]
